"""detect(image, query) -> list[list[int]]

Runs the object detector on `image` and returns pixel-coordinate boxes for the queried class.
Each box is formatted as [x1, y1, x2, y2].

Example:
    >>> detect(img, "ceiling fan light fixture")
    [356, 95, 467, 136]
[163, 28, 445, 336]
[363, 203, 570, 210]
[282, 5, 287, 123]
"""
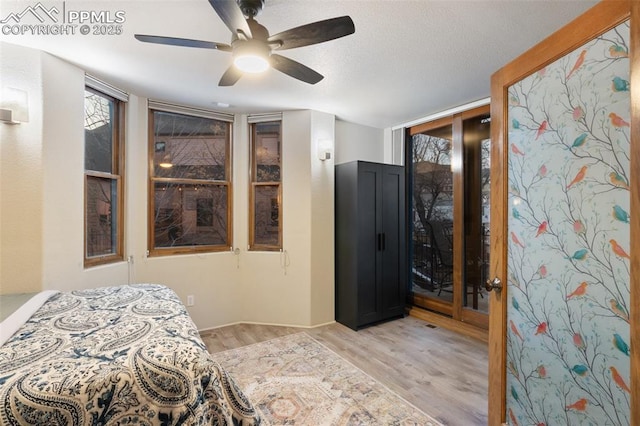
[233, 41, 270, 73]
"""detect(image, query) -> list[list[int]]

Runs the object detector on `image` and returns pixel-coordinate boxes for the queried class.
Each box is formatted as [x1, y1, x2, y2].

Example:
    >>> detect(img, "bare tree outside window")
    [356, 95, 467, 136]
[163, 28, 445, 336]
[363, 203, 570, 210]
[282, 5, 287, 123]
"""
[84, 89, 124, 266]
[249, 121, 282, 250]
[411, 132, 453, 232]
[149, 110, 231, 255]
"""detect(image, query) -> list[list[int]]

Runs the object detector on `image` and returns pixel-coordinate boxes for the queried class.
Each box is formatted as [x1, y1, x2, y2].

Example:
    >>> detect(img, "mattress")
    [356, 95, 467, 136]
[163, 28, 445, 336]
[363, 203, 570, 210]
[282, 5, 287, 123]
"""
[0, 284, 259, 425]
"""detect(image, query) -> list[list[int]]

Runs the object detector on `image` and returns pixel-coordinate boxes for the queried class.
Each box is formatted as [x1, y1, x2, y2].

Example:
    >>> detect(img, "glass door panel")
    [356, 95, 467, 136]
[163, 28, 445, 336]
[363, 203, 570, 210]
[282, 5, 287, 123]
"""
[408, 107, 491, 328]
[410, 122, 454, 313]
[462, 113, 491, 314]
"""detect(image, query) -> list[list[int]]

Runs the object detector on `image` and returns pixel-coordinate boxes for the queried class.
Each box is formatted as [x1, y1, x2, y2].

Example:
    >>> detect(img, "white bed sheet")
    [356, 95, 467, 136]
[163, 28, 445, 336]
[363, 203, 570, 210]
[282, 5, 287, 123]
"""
[0, 290, 58, 346]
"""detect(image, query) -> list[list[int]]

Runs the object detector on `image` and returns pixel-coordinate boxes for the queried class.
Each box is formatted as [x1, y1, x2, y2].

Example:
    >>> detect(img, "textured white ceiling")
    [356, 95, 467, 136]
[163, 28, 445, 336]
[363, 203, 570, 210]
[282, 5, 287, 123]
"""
[0, 0, 598, 128]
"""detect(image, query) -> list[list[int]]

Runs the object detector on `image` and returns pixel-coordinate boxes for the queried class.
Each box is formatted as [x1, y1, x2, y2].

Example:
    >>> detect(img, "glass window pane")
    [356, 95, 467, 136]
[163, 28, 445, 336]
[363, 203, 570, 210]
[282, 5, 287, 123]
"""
[86, 176, 117, 257]
[84, 90, 114, 173]
[153, 112, 228, 180]
[253, 185, 280, 246]
[254, 122, 281, 182]
[153, 183, 227, 247]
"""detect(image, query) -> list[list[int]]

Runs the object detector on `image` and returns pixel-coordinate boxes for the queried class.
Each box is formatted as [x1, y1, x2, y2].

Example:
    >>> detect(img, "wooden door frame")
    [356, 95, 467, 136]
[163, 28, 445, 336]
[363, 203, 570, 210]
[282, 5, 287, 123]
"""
[488, 1, 638, 425]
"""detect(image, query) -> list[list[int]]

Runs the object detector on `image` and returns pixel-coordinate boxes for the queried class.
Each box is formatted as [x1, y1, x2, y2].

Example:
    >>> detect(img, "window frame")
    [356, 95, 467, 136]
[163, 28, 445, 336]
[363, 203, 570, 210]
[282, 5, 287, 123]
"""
[83, 87, 125, 267]
[249, 120, 283, 251]
[147, 107, 233, 256]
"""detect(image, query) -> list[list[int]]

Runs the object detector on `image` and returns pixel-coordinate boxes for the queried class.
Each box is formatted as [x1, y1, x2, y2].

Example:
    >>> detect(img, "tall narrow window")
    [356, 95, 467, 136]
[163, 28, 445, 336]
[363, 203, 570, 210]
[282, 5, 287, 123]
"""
[149, 107, 232, 255]
[84, 88, 124, 266]
[249, 120, 282, 250]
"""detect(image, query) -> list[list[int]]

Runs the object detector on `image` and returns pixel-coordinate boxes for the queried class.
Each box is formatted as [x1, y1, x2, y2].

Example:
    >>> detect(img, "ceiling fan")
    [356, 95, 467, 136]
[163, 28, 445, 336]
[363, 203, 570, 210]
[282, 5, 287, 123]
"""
[134, 0, 355, 86]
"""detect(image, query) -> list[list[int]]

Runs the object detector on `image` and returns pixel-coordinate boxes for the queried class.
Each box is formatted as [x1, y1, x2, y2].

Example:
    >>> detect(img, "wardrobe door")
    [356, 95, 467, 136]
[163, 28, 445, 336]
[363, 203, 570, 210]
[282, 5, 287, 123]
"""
[356, 162, 383, 326]
[381, 165, 406, 317]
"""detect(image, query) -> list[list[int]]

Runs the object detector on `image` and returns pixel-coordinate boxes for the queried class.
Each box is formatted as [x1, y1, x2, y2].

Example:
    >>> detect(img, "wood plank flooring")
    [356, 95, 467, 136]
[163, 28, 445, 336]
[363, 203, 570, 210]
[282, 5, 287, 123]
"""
[201, 316, 488, 425]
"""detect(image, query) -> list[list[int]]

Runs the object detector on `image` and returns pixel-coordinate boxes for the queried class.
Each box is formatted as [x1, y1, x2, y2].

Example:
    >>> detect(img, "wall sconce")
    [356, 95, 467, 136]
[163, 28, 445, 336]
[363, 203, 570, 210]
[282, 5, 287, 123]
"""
[158, 154, 173, 168]
[318, 139, 333, 161]
[0, 87, 29, 124]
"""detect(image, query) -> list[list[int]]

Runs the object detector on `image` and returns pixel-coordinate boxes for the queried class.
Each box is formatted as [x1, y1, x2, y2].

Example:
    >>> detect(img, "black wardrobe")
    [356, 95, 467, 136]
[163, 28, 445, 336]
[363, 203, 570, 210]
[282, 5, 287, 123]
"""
[335, 161, 406, 330]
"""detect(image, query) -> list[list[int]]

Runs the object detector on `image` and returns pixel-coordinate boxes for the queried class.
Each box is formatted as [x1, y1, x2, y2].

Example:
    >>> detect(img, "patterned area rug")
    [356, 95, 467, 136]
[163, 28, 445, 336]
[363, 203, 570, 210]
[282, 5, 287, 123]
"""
[211, 332, 443, 425]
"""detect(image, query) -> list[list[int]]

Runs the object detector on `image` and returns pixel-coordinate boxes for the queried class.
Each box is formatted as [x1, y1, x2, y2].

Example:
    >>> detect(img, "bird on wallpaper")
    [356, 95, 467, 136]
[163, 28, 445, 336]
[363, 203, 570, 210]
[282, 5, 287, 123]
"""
[572, 106, 585, 121]
[508, 408, 519, 426]
[570, 133, 588, 150]
[511, 143, 525, 156]
[612, 76, 630, 92]
[609, 299, 629, 322]
[511, 385, 519, 402]
[509, 272, 521, 288]
[510, 320, 524, 341]
[535, 120, 548, 140]
[535, 322, 548, 335]
[566, 281, 587, 300]
[612, 205, 630, 223]
[535, 221, 548, 238]
[512, 207, 523, 221]
[573, 332, 586, 349]
[610, 366, 631, 393]
[511, 232, 526, 248]
[566, 398, 588, 411]
[573, 220, 586, 235]
[609, 44, 629, 58]
[509, 184, 521, 197]
[538, 164, 547, 178]
[571, 364, 589, 377]
[509, 95, 520, 106]
[512, 297, 520, 311]
[538, 264, 547, 278]
[566, 165, 588, 189]
[613, 333, 630, 356]
[536, 365, 547, 378]
[567, 249, 588, 261]
[566, 50, 587, 79]
[608, 112, 630, 128]
[508, 360, 519, 379]
[609, 172, 630, 190]
[512, 118, 520, 129]
[609, 239, 630, 259]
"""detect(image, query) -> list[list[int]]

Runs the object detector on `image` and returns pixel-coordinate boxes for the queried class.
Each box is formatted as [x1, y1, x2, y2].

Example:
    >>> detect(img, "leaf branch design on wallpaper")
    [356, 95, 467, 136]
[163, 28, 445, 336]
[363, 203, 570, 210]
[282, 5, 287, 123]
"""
[505, 21, 631, 425]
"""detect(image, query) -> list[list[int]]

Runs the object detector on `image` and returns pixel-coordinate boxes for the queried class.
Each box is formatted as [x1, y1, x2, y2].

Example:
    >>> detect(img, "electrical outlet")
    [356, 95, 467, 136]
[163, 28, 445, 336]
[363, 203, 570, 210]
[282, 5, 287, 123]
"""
[186, 295, 194, 307]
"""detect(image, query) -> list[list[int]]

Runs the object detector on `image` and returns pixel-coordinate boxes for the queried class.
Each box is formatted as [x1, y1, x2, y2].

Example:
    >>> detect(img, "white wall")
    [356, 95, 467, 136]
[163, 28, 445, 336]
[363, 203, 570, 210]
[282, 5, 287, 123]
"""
[1, 42, 336, 330]
[334, 119, 384, 164]
[0, 43, 44, 294]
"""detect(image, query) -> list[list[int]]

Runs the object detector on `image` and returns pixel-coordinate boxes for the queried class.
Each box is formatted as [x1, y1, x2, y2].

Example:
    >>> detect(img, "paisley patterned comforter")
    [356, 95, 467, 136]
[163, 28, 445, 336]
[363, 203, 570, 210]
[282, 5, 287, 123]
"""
[0, 284, 260, 425]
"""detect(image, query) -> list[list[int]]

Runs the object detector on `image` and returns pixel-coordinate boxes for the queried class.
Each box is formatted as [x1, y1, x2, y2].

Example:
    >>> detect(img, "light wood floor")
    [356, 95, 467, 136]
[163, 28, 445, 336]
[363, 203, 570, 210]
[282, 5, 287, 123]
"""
[201, 315, 488, 425]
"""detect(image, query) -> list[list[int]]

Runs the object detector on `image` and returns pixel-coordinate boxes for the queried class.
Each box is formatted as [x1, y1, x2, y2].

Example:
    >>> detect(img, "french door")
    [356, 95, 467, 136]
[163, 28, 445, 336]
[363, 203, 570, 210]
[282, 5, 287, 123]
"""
[407, 105, 491, 329]
[488, 1, 638, 425]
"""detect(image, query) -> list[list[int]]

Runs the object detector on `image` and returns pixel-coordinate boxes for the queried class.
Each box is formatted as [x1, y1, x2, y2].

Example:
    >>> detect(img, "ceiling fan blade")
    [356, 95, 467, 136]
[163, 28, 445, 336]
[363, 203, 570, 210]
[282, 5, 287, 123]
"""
[268, 16, 355, 51]
[208, 0, 252, 38]
[135, 34, 232, 52]
[218, 65, 243, 86]
[270, 54, 323, 85]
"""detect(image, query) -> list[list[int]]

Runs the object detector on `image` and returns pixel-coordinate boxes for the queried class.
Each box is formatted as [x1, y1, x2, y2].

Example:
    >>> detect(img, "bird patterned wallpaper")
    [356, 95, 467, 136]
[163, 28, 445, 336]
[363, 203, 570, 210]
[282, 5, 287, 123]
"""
[506, 21, 630, 426]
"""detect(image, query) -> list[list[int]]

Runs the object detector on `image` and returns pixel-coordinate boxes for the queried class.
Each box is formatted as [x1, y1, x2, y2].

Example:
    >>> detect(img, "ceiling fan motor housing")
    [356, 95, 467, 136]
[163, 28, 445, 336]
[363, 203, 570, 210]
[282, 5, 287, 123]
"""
[238, 0, 265, 18]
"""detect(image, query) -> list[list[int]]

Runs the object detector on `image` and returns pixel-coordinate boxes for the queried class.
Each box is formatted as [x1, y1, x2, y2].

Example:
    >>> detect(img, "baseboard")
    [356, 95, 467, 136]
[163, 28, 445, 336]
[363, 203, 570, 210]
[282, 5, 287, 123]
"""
[198, 320, 337, 333]
[409, 307, 488, 343]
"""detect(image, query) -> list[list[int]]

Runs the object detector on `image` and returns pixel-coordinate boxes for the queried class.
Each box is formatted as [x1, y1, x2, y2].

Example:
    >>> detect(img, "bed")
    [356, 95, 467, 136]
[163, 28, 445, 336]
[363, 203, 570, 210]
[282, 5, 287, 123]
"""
[0, 284, 259, 425]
